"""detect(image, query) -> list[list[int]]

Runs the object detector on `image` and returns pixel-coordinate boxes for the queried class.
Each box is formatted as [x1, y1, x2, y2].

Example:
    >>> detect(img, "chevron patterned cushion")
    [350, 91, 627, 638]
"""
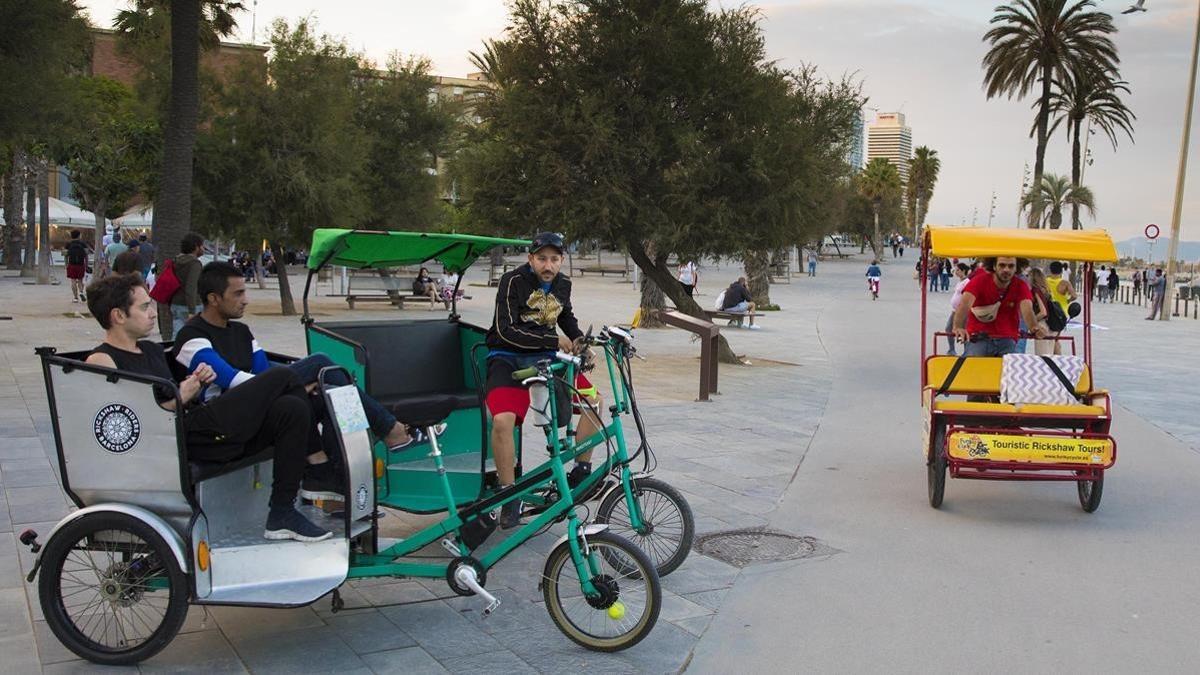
[1000, 354, 1085, 406]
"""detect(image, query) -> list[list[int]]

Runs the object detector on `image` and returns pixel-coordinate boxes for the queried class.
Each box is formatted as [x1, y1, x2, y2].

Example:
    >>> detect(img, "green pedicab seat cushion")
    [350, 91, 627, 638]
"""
[386, 394, 461, 428]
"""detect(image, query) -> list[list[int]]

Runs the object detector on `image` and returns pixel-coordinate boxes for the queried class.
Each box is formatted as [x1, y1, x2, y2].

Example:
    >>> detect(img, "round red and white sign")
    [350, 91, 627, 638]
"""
[1145, 223, 1160, 240]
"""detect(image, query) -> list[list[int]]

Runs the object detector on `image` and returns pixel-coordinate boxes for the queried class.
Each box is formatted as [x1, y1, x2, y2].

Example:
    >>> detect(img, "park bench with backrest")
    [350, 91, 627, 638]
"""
[345, 272, 431, 309]
[702, 309, 762, 327]
[576, 266, 628, 277]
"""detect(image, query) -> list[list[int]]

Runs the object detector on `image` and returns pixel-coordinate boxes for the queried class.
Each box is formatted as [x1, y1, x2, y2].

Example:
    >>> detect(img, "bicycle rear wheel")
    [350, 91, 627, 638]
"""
[595, 477, 693, 576]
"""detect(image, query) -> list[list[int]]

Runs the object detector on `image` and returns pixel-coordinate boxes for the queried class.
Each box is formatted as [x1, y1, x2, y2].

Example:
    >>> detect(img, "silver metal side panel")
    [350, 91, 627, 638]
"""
[48, 362, 189, 520]
[191, 513, 211, 599]
[326, 385, 375, 523]
[205, 503, 348, 606]
[197, 460, 271, 542]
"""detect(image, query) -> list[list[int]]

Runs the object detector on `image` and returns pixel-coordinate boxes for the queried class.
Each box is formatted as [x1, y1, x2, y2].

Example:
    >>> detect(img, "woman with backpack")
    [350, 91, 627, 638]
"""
[1029, 268, 1065, 355]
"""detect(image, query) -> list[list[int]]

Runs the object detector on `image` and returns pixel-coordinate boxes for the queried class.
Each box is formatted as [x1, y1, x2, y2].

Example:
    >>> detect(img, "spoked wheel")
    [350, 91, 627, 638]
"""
[1077, 472, 1104, 513]
[542, 530, 661, 652]
[38, 512, 188, 665]
[594, 477, 694, 576]
[928, 425, 947, 509]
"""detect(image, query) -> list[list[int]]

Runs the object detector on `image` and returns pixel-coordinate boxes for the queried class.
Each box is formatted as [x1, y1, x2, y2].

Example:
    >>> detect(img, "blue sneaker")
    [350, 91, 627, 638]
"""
[264, 507, 332, 542]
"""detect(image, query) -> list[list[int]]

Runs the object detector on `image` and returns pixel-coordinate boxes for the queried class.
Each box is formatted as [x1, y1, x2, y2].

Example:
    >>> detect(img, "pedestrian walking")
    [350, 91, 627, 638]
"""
[939, 258, 951, 292]
[169, 233, 205, 335]
[64, 230, 90, 303]
[898, 237, 905, 257]
[137, 234, 156, 278]
[1106, 266, 1119, 303]
[890, 234, 899, 259]
[677, 260, 699, 297]
[1146, 268, 1167, 319]
[807, 249, 818, 277]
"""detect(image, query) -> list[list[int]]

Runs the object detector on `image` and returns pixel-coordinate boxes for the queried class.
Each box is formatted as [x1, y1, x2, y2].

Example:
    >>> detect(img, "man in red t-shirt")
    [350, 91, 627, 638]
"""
[951, 256, 1046, 356]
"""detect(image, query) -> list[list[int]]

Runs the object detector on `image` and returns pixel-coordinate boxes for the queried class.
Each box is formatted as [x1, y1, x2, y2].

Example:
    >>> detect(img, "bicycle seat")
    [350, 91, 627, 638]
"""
[388, 394, 459, 428]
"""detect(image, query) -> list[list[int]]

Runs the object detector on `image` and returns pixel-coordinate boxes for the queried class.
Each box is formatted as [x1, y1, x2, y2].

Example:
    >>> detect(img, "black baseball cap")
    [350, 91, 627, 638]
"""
[530, 232, 565, 254]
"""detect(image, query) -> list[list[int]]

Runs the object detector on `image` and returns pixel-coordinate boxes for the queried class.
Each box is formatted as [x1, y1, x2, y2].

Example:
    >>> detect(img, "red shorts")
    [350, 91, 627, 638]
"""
[66, 264, 85, 280]
[486, 373, 595, 424]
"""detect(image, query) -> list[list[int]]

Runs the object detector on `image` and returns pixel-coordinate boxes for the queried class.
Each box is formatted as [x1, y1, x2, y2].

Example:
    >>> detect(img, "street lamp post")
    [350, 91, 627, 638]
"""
[1161, 0, 1200, 320]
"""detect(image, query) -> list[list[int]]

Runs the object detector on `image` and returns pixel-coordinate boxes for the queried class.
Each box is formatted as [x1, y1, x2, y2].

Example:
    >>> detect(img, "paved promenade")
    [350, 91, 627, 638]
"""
[1, 254, 1197, 673]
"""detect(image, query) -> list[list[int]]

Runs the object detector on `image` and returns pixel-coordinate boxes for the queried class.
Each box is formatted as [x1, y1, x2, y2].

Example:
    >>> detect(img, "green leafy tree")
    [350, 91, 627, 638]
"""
[0, 0, 90, 268]
[1019, 172, 1095, 229]
[1045, 69, 1133, 229]
[194, 18, 367, 315]
[55, 77, 158, 248]
[905, 146, 941, 237]
[455, 0, 860, 360]
[982, 0, 1117, 228]
[858, 158, 902, 259]
[355, 55, 458, 229]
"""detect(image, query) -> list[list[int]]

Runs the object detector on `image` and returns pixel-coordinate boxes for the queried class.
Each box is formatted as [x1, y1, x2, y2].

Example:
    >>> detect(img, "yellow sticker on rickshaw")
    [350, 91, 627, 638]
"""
[947, 432, 1112, 465]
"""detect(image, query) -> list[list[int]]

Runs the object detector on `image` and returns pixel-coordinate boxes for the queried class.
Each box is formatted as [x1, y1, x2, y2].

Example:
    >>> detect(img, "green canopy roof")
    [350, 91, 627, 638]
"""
[307, 229, 531, 273]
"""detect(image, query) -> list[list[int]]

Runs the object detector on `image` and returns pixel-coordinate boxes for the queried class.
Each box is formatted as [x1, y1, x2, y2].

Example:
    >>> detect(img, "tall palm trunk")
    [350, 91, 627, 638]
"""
[37, 160, 51, 285]
[22, 178, 36, 276]
[1070, 115, 1083, 230]
[871, 201, 882, 259]
[1029, 60, 1053, 229]
[156, 0, 202, 336]
[627, 242, 741, 364]
[3, 153, 25, 269]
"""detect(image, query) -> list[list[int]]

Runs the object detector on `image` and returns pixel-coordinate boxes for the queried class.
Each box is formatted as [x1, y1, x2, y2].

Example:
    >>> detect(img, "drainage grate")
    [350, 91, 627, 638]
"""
[694, 528, 828, 568]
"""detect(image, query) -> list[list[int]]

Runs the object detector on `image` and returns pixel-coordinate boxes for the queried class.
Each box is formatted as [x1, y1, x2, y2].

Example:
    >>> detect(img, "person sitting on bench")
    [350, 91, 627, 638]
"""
[83, 274, 332, 542]
[171, 262, 432, 504]
[721, 277, 760, 329]
[413, 266, 438, 310]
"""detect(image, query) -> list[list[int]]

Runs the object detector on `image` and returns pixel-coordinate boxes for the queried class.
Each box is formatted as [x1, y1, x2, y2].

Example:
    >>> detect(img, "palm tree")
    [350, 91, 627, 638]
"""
[859, 157, 902, 259]
[1019, 173, 1095, 229]
[1045, 69, 1134, 229]
[982, 0, 1118, 228]
[115, 1, 242, 337]
[906, 146, 941, 238]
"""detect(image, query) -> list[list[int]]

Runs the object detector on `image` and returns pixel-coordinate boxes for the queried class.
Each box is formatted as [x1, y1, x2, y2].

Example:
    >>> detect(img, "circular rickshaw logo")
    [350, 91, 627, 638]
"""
[355, 484, 369, 511]
[93, 404, 141, 454]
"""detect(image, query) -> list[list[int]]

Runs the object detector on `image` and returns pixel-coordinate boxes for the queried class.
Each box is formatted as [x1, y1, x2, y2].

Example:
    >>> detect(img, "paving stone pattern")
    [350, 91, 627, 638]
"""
[0, 259, 831, 674]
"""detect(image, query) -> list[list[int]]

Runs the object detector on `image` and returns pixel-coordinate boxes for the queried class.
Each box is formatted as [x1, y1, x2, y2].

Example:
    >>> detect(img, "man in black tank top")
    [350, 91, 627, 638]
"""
[83, 274, 332, 542]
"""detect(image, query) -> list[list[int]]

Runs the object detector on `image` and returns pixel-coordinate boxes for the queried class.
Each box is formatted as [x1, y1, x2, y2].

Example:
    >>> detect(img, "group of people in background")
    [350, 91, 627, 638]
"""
[888, 233, 907, 258]
[63, 227, 158, 303]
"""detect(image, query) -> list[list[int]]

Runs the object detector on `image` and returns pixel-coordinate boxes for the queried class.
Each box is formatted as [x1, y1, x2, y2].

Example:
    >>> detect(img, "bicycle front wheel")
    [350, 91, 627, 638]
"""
[595, 477, 693, 576]
[541, 530, 661, 652]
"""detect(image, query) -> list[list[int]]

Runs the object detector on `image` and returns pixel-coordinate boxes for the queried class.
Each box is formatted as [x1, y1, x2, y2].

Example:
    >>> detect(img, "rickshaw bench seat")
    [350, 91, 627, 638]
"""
[932, 400, 1106, 417]
[188, 447, 276, 483]
[384, 393, 468, 428]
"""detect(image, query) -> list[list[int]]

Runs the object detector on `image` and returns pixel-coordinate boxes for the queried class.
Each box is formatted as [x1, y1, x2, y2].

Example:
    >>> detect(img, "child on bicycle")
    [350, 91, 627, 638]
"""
[866, 260, 882, 299]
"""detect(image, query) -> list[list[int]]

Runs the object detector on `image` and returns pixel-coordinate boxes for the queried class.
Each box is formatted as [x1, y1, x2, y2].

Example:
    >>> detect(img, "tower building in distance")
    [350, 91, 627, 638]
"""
[866, 112, 912, 185]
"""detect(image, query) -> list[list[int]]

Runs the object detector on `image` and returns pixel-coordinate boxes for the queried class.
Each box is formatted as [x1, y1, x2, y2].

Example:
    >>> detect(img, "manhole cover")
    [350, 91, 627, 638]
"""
[694, 528, 826, 568]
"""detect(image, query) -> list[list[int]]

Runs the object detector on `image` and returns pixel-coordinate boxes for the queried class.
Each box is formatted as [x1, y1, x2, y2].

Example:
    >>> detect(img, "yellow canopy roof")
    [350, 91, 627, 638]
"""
[926, 226, 1118, 262]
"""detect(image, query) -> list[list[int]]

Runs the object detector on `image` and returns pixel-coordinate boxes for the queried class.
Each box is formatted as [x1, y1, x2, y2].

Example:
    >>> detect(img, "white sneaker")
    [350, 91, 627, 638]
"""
[748, 324, 762, 330]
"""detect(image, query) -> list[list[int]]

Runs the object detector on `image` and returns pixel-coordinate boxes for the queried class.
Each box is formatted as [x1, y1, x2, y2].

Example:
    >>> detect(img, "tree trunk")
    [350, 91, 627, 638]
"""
[154, 0, 202, 297]
[22, 176, 36, 276]
[637, 241, 666, 328]
[743, 250, 771, 306]
[272, 241, 297, 315]
[3, 152, 26, 269]
[153, 207, 174, 340]
[1029, 60, 1053, 229]
[1070, 115, 1082, 230]
[871, 204, 882, 260]
[92, 202, 107, 256]
[36, 161, 51, 285]
[627, 242, 742, 364]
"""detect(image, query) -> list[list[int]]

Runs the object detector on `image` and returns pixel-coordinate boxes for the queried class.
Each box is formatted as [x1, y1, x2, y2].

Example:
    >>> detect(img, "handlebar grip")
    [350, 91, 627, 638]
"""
[511, 366, 538, 381]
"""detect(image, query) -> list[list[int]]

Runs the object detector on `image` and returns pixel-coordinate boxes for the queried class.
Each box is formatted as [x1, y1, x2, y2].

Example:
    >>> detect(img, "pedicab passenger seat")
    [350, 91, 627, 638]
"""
[924, 355, 1107, 419]
[388, 395, 460, 429]
[188, 447, 276, 483]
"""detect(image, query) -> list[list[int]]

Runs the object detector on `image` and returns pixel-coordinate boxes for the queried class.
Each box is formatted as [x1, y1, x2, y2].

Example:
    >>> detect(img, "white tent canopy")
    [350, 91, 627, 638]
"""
[0, 196, 111, 228]
[114, 204, 152, 229]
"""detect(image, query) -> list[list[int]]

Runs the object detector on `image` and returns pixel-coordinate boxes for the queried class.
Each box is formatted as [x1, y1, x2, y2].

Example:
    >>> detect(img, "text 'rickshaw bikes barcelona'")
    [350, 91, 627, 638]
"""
[21, 229, 694, 665]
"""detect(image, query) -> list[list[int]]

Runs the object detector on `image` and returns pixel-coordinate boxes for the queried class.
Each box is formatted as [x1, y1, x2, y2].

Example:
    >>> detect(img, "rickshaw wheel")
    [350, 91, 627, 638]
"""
[38, 512, 188, 666]
[542, 530, 661, 652]
[1077, 472, 1104, 513]
[595, 477, 694, 576]
[928, 425, 947, 509]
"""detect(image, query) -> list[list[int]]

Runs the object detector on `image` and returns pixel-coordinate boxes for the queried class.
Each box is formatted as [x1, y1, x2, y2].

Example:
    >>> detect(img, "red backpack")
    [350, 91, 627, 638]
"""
[149, 259, 182, 303]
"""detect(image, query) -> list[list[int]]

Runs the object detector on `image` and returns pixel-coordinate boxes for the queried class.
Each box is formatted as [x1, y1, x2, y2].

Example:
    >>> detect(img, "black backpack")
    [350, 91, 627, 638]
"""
[65, 241, 87, 265]
[1042, 291, 1068, 332]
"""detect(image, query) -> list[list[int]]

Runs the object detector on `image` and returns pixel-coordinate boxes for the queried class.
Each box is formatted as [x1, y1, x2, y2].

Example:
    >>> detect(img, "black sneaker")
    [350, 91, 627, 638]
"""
[499, 500, 522, 529]
[264, 507, 332, 542]
[299, 462, 344, 502]
[566, 464, 591, 489]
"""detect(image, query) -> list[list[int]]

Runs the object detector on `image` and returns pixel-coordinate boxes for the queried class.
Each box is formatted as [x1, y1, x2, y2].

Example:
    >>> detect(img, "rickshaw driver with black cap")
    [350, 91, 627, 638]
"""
[485, 232, 604, 529]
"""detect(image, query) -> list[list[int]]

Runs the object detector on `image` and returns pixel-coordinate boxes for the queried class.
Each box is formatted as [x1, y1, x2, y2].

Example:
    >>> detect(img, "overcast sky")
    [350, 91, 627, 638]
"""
[78, 0, 1200, 242]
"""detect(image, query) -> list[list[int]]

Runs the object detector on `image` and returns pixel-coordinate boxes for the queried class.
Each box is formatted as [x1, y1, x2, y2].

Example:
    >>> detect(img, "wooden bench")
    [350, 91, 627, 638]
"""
[576, 266, 628, 278]
[488, 262, 520, 286]
[769, 262, 791, 284]
[345, 273, 431, 310]
[703, 309, 762, 327]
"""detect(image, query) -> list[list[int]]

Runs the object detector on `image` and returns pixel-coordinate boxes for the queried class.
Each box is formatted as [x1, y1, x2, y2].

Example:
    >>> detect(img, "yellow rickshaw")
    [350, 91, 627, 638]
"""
[920, 227, 1118, 512]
